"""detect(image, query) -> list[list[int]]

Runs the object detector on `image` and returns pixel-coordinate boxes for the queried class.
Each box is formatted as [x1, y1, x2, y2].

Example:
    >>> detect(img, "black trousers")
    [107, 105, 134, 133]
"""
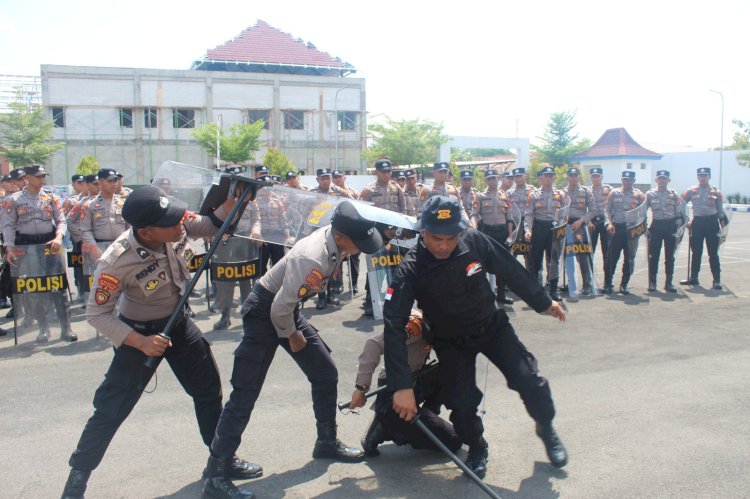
[0, 261, 12, 300]
[258, 242, 285, 277]
[210, 285, 338, 458]
[648, 219, 678, 277]
[530, 220, 560, 283]
[590, 218, 611, 276]
[433, 319, 555, 447]
[68, 317, 222, 471]
[605, 223, 635, 287]
[349, 254, 360, 289]
[689, 215, 721, 280]
[72, 240, 84, 298]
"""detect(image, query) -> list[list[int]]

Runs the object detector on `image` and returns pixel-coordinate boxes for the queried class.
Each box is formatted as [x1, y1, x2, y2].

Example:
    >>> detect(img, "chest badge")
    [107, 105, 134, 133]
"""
[466, 261, 483, 277]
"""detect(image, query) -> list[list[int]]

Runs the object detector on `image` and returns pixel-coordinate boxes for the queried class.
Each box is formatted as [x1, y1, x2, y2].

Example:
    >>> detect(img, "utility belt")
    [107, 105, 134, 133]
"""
[15, 231, 56, 245]
[119, 306, 188, 336]
[534, 219, 554, 228]
[95, 238, 113, 243]
[692, 215, 719, 222]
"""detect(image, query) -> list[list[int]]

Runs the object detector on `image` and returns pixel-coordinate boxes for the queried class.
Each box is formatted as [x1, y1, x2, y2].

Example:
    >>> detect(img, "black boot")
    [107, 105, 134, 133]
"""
[680, 274, 699, 286]
[664, 274, 677, 293]
[213, 308, 231, 330]
[647, 275, 657, 292]
[203, 456, 255, 499]
[61, 469, 91, 499]
[36, 324, 50, 343]
[361, 417, 388, 457]
[712, 273, 722, 290]
[464, 437, 489, 479]
[536, 422, 568, 468]
[548, 279, 562, 302]
[61, 321, 78, 342]
[315, 292, 327, 310]
[619, 276, 631, 295]
[202, 456, 263, 480]
[312, 421, 365, 462]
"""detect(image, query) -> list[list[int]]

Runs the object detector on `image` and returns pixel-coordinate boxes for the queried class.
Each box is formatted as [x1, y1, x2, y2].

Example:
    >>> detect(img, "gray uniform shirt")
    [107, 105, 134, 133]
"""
[86, 206, 228, 347]
[683, 185, 725, 217]
[590, 184, 613, 223]
[508, 184, 535, 215]
[2, 188, 66, 246]
[564, 185, 594, 222]
[646, 189, 681, 221]
[66, 195, 91, 243]
[606, 188, 646, 224]
[80, 194, 129, 243]
[525, 188, 568, 231]
[253, 226, 340, 338]
[404, 188, 419, 217]
[360, 180, 406, 214]
[471, 189, 511, 226]
[356, 330, 429, 388]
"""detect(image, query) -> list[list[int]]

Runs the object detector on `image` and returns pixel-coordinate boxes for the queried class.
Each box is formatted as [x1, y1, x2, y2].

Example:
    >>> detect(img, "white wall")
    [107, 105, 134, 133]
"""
[658, 150, 750, 196]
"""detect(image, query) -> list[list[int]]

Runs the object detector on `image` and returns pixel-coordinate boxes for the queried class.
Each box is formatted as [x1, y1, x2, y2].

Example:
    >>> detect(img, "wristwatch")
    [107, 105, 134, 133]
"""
[355, 384, 369, 393]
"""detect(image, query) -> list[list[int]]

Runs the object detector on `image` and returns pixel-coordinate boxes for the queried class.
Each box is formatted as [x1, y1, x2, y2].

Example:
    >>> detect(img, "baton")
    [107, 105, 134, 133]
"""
[143, 179, 262, 369]
[412, 414, 501, 499]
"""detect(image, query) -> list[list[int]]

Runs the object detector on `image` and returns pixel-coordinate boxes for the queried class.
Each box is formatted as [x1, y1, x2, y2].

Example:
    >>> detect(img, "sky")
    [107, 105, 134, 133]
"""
[1, 0, 748, 153]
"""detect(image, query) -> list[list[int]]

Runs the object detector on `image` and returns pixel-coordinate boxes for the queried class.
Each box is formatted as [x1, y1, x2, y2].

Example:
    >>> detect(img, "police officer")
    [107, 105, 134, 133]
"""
[508, 167, 535, 270]
[60, 185, 261, 499]
[645, 170, 683, 292]
[588, 167, 612, 281]
[385, 196, 568, 478]
[285, 170, 307, 190]
[602, 170, 646, 295]
[1, 164, 74, 342]
[62, 174, 87, 215]
[0, 174, 21, 311]
[3, 169, 29, 319]
[403, 168, 420, 217]
[500, 170, 515, 194]
[204, 200, 383, 499]
[458, 169, 478, 216]
[563, 167, 596, 295]
[525, 166, 568, 301]
[254, 165, 269, 179]
[115, 171, 132, 198]
[680, 167, 727, 289]
[80, 168, 129, 258]
[350, 311, 461, 457]
[419, 162, 469, 220]
[471, 169, 514, 305]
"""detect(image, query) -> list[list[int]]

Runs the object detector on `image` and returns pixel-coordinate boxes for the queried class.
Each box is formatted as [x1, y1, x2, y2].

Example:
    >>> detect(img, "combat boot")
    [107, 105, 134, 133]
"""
[202, 455, 255, 499]
[61, 326, 78, 342]
[548, 279, 562, 302]
[536, 422, 568, 468]
[312, 421, 365, 462]
[315, 292, 327, 310]
[647, 274, 657, 292]
[36, 324, 50, 343]
[712, 273, 722, 290]
[213, 308, 231, 330]
[464, 437, 489, 479]
[664, 274, 677, 293]
[326, 294, 341, 306]
[202, 455, 263, 480]
[361, 417, 388, 457]
[61, 468, 90, 499]
[619, 275, 631, 295]
[680, 276, 699, 286]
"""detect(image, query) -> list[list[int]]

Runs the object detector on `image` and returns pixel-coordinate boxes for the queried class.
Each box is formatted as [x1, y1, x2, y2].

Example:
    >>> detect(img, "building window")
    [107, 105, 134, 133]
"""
[144, 107, 158, 128]
[173, 108, 196, 129]
[284, 110, 304, 130]
[640, 163, 647, 169]
[248, 110, 269, 129]
[52, 107, 65, 128]
[337, 111, 358, 131]
[626, 163, 633, 169]
[119, 108, 133, 128]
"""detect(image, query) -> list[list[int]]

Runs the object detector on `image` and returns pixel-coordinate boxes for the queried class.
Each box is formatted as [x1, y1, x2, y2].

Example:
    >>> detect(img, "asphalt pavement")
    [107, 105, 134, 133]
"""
[1, 214, 749, 498]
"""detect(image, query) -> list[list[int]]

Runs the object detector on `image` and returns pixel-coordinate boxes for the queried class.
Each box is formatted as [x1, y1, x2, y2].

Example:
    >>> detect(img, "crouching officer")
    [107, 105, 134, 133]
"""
[384, 196, 568, 479]
[646, 170, 683, 292]
[61, 186, 261, 499]
[204, 200, 384, 499]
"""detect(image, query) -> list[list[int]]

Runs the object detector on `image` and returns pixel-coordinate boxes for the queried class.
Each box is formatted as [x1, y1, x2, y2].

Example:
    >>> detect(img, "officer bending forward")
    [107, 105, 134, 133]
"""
[384, 196, 568, 479]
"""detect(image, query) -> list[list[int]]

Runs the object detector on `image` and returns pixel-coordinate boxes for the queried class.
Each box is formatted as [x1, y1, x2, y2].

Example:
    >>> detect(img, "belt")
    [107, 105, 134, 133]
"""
[534, 219, 554, 225]
[16, 231, 56, 244]
[119, 307, 187, 335]
[252, 282, 275, 300]
[693, 215, 719, 220]
[651, 218, 678, 223]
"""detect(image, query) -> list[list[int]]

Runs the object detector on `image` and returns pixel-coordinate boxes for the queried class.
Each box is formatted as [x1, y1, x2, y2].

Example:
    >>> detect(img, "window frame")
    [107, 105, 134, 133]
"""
[51, 107, 65, 128]
[173, 108, 196, 129]
[283, 110, 305, 130]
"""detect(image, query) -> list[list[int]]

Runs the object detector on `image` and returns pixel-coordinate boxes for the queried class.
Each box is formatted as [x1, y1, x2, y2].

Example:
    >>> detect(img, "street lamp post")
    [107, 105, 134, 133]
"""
[334, 87, 347, 171]
[709, 89, 724, 191]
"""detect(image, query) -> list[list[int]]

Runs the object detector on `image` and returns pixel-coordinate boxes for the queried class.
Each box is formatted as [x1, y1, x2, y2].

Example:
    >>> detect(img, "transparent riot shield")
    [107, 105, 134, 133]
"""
[210, 236, 260, 312]
[82, 241, 113, 292]
[718, 208, 732, 248]
[152, 160, 221, 211]
[509, 203, 531, 263]
[365, 243, 408, 320]
[548, 199, 570, 287]
[626, 201, 649, 276]
[563, 222, 599, 297]
[9, 244, 70, 344]
[672, 200, 690, 259]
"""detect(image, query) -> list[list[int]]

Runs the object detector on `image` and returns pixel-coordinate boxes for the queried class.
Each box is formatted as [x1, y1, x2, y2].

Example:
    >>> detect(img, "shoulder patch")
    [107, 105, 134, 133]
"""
[101, 238, 129, 264]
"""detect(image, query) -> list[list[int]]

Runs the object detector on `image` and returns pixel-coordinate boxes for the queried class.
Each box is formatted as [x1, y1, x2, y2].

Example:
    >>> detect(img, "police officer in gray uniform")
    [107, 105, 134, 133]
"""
[61, 185, 260, 499]
[509, 167, 535, 269]
[588, 167, 612, 280]
[80, 168, 130, 256]
[204, 201, 383, 499]
[563, 167, 596, 294]
[680, 167, 728, 289]
[458, 169, 478, 217]
[646, 170, 683, 292]
[2, 164, 74, 342]
[403, 169, 420, 217]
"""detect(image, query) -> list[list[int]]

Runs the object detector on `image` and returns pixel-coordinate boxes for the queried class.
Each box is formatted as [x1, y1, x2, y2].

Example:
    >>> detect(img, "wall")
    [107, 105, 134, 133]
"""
[440, 136, 531, 170]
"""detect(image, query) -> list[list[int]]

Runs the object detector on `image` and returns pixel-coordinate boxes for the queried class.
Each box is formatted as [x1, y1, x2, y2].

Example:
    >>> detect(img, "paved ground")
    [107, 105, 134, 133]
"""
[1, 214, 749, 499]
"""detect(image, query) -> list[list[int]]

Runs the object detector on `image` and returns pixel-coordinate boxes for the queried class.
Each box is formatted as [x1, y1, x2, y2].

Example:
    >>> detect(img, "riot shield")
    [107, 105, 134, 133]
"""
[718, 208, 732, 248]
[152, 160, 221, 211]
[508, 201, 523, 247]
[81, 241, 113, 292]
[626, 201, 648, 276]
[563, 222, 598, 297]
[548, 199, 570, 287]
[672, 199, 690, 259]
[509, 203, 531, 258]
[365, 243, 407, 320]
[210, 236, 260, 311]
[9, 244, 70, 344]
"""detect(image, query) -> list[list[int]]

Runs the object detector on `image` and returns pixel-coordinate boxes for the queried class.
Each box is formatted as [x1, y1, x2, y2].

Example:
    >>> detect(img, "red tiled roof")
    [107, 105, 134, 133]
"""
[574, 128, 662, 159]
[200, 20, 354, 71]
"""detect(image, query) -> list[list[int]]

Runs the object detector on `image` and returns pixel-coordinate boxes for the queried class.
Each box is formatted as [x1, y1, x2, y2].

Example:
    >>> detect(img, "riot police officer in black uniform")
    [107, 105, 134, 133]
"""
[384, 196, 568, 479]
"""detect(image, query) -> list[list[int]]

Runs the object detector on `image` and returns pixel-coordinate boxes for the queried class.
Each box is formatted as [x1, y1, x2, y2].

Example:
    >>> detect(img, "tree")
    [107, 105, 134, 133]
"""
[193, 121, 265, 165]
[532, 111, 591, 167]
[262, 148, 295, 177]
[76, 155, 100, 175]
[363, 118, 448, 167]
[727, 119, 750, 167]
[0, 89, 63, 167]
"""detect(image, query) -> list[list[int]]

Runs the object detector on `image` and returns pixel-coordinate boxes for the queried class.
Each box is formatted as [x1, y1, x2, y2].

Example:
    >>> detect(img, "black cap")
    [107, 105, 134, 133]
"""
[255, 165, 269, 173]
[24, 164, 48, 177]
[503, 171, 513, 178]
[332, 170, 344, 177]
[84, 174, 98, 183]
[656, 170, 670, 179]
[512, 167, 526, 176]
[567, 167, 580, 176]
[404, 169, 416, 178]
[433, 162, 450, 171]
[460, 170, 473, 179]
[590, 167, 603, 176]
[539, 166, 555, 175]
[224, 165, 245, 175]
[71, 174, 85, 182]
[9, 168, 26, 180]
[394, 170, 406, 180]
[317, 168, 332, 177]
[116, 171, 124, 178]
[1, 175, 11, 183]
[697, 167, 711, 175]
[417, 196, 468, 235]
[257, 175, 273, 183]
[622, 170, 636, 179]
[330, 200, 383, 254]
[484, 169, 499, 178]
[374, 159, 392, 171]
[97, 168, 119, 180]
[285, 171, 299, 179]
[122, 186, 188, 229]
[270, 175, 281, 184]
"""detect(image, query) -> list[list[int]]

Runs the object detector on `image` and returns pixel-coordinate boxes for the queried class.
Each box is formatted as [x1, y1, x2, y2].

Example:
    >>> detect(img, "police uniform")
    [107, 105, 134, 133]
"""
[204, 201, 384, 498]
[1, 164, 73, 342]
[563, 168, 596, 293]
[680, 167, 727, 289]
[332, 170, 362, 295]
[646, 170, 683, 292]
[603, 171, 646, 294]
[508, 167, 535, 269]
[525, 167, 568, 298]
[359, 160, 407, 214]
[588, 167, 613, 278]
[80, 169, 129, 245]
[62, 186, 261, 499]
[458, 170, 478, 216]
[383, 196, 567, 477]
[418, 162, 467, 219]
[403, 169, 420, 217]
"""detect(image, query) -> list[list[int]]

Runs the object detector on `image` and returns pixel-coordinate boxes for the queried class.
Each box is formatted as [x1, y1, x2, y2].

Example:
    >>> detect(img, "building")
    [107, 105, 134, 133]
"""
[41, 20, 366, 185]
[440, 135, 530, 170]
[573, 127, 662, 190]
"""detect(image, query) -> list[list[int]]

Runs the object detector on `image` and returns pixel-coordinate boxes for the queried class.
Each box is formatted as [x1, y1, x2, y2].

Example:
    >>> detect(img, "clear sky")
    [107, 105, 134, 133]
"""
[1, 0, 748, 153]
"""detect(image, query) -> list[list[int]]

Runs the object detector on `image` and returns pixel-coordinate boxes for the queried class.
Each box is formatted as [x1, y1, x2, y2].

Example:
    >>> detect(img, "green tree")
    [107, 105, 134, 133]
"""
[0, 89, 63, 167]
[193, 121, 264, 165]
[450, 148, 474, 162]
[76, 155, 100, 175]
[364, 118, 448, 167]
[532, 111, 591, 167]
[727, 119, 750, 167]
[262, 148, 295, 177]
